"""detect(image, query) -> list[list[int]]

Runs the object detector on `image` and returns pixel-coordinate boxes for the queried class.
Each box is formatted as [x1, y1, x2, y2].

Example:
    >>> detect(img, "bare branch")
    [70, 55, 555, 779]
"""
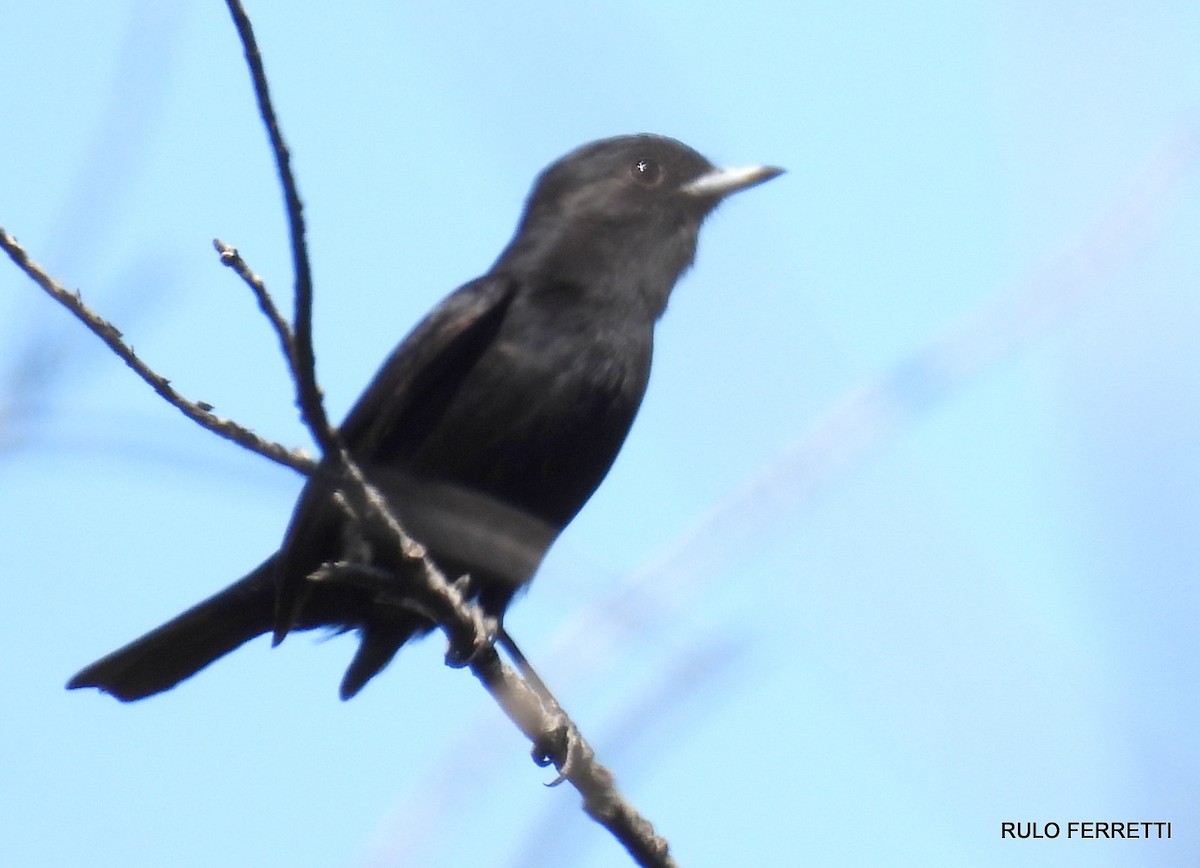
[302, 488, 677, 867]
[215, 5, 678, 850]
[0, 226, 313, 476]
[6, 3, 680, 862]
[5, 225, 676, 868]
[470, 649, 678, 868]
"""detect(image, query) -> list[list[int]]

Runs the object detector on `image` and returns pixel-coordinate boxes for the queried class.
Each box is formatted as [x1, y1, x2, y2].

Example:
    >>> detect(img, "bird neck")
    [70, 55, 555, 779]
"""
[492, 218, 698, 321]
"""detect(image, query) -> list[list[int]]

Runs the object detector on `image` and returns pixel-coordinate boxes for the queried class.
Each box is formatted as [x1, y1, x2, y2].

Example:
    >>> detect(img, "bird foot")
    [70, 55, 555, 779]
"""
[532, 714, 577, 786]
[443, 613, 500, 668]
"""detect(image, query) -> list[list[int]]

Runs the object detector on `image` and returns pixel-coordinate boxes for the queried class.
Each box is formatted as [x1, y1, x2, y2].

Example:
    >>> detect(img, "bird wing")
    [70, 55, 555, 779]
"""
[338, 273, 518, 459]
[272, 273, 519, 639]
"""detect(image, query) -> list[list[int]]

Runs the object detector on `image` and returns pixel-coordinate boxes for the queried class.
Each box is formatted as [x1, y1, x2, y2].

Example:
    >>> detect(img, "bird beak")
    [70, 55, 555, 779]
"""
[682, 164, 784, 199]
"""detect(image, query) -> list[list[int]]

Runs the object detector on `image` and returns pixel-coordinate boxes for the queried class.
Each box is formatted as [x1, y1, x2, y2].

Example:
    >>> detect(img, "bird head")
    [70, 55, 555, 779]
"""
[495, 134, 782, 317]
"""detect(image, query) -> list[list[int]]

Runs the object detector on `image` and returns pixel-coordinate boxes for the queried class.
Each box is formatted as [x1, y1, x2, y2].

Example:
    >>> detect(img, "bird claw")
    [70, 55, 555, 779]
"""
[532, 714, 575, 786]
[443, 613, 499, 668]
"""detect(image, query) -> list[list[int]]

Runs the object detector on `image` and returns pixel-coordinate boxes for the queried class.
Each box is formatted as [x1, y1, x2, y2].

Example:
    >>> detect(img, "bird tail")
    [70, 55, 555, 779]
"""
[67, 558, 277, 702]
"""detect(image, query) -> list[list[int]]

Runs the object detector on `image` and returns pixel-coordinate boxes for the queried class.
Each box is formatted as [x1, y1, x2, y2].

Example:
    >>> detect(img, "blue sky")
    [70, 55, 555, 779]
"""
[2, 3, 1199, 866]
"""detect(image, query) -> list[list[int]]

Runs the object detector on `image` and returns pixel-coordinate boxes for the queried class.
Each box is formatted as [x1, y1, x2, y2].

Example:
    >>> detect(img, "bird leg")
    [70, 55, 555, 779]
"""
[497, 628, 581, 784]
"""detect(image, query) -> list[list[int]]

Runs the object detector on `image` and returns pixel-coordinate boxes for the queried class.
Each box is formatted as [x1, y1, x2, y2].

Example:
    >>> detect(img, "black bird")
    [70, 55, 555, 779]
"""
[68, 134, 782, 701]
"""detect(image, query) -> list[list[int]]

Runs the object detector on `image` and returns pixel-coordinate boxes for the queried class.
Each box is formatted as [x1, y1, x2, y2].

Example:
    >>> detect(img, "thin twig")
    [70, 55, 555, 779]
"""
[222, 0, 332, 453]
[213, 238, 297, 373]
[0, 226, 313, 476]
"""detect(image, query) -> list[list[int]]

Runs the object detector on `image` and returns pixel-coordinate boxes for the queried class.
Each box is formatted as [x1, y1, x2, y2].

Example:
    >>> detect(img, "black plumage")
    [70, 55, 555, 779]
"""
[68, 134, 782, 701]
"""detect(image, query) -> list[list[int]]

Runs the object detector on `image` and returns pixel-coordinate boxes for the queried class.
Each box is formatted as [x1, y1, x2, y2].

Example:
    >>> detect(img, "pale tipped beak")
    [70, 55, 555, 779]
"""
[682, 164, 785, 199]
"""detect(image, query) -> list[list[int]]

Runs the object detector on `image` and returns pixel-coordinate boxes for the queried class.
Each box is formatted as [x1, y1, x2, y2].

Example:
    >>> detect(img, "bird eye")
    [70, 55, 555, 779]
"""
[630, 158, 663, 186]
